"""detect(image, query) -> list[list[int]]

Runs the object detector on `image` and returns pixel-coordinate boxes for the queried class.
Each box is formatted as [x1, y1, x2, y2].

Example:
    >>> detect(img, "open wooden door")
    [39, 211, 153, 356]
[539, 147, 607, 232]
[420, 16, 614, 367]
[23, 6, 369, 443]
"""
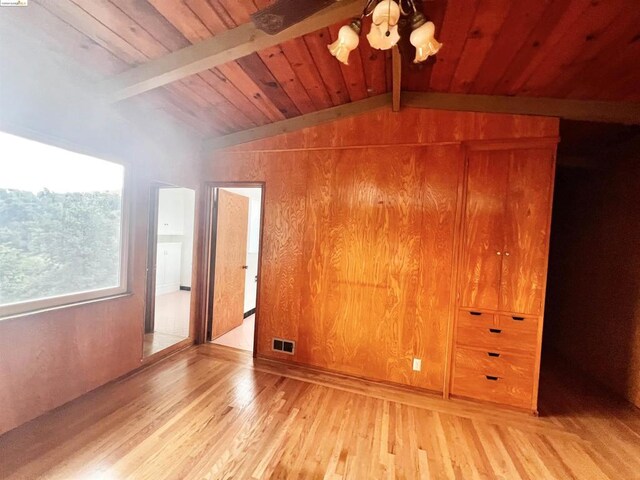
[211, 189, 249, 339]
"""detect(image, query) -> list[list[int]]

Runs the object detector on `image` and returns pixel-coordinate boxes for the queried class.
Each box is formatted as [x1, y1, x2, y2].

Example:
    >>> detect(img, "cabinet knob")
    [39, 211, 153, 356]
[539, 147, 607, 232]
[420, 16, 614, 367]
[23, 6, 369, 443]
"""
[496, 251, 502, 256]
[504, 252, 510, 257]
[242, 265, 248, 270]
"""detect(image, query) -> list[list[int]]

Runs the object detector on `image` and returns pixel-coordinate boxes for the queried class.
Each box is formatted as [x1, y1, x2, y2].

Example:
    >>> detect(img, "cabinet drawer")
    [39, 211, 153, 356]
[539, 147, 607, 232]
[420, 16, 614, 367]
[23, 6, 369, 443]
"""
[453, 347, 535, 379]
[456, 324, 537, 353]
[497, 314, 539, 335]
[456, 312, 538, 354]
[451, 364, 534, 409]
[457, 310, 496, 329]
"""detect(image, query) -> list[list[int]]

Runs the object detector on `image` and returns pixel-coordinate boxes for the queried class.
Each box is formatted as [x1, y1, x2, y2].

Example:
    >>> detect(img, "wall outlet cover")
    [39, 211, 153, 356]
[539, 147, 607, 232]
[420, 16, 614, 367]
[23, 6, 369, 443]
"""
[272, 338, 295, 355]
[412, 358, 422, 372]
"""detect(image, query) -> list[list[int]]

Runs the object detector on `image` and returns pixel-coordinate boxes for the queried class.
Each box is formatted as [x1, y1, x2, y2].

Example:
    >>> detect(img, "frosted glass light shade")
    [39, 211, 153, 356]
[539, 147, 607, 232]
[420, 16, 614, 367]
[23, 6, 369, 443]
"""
[371, 0, 400, 26]
[327, 24, 361, 65]
[410, 21, 442, 63]
[367, 23, 400, 50]
[367, 0, 401, 50]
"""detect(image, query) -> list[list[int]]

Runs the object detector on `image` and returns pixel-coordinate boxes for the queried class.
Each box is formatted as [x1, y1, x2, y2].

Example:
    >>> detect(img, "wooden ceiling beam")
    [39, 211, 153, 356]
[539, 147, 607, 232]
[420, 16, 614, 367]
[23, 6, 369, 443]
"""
[100, 0, 362, 103]
[203, 93, 392, 151]
[402, 92, 640, 125]
[203, 90, 640, 151]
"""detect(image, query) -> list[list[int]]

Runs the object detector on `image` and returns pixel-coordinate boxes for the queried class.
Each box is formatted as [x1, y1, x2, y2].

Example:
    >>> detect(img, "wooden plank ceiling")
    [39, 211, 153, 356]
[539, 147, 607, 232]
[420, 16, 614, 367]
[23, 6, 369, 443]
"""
[3, 0, 640, 140]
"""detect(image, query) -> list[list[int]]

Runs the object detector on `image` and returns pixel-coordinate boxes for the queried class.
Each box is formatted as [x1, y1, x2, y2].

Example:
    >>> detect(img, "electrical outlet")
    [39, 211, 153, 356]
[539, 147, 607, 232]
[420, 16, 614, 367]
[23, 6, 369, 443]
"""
[412, 358, 422, 372]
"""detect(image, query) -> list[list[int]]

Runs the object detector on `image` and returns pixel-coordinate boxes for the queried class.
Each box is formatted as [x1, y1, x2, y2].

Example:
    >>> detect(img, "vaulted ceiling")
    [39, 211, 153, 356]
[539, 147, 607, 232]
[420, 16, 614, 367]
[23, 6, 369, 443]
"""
[2, 0, 639, 143]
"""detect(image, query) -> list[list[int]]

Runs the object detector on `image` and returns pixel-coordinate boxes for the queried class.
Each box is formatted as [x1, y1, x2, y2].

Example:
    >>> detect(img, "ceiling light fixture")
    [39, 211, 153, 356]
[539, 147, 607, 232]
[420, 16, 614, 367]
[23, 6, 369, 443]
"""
[328, 0, 442, 65]
[328, 19, 362, 65]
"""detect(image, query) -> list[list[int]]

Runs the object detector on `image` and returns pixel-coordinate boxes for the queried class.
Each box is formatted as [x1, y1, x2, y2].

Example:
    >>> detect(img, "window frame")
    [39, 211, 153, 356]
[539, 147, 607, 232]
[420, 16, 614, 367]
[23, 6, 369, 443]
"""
[0, 132, 132, 319]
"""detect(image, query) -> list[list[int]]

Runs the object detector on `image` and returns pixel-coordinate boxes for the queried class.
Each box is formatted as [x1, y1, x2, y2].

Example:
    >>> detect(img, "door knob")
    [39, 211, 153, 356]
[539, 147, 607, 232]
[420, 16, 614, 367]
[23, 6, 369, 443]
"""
[242, 265, 248, 269]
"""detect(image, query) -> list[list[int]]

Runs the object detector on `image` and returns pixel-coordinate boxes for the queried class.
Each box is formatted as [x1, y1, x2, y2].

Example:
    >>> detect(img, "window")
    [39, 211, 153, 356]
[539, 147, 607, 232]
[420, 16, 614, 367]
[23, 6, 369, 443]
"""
[0, 131, 128, 317]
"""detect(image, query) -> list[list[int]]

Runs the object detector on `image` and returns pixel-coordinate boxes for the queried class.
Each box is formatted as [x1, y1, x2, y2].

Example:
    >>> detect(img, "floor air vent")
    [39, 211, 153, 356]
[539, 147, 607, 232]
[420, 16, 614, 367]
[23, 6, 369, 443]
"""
[272, 338, 295, 355]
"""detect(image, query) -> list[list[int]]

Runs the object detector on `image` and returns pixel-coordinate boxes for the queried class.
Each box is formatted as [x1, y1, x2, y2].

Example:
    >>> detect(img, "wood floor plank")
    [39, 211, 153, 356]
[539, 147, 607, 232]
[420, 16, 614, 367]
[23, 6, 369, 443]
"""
[1, 345, 639, 479]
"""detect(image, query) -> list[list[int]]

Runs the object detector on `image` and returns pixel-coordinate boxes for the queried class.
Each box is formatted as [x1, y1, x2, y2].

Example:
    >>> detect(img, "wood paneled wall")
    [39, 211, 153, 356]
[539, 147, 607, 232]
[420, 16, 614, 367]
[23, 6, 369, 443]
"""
[206, 108, 559, 392]
[545, 140, 640, 408]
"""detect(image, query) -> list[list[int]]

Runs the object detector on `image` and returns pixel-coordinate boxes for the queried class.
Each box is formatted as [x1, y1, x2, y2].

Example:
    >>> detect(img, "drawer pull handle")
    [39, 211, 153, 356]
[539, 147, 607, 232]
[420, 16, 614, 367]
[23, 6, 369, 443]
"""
[512, 316, 525, 321]
[469, 311, 482, 316]
[489, 328, 502, 334]
[485, 375, 500, 381]
[487, 352, 500, 357]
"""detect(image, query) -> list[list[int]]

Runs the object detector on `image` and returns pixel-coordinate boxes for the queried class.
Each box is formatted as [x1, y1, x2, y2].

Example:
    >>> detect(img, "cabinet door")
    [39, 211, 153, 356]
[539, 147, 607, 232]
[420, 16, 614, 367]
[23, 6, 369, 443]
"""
[157, 188, 184, 235]
[157, 190, 171, 235]
[164, 243, 182, 287]
[460, 151, 509, 310]
[500, 149, 554, 315]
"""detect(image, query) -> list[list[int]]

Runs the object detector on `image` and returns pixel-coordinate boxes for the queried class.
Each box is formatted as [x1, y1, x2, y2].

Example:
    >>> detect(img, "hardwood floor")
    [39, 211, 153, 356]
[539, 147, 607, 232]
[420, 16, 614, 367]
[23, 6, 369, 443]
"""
[1, 344, 639, 480]
[212, 314, 256, 352]
[143, 331, 186, 357]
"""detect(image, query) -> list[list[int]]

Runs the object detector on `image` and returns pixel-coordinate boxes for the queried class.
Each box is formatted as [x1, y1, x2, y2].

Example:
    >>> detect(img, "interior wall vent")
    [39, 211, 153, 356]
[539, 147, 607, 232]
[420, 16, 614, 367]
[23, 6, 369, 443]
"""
[272, 338, 295, 355]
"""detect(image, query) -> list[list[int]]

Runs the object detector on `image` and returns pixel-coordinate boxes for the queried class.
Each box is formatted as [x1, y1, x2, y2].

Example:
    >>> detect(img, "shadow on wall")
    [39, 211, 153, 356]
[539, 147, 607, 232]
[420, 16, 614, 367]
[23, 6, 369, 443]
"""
[543, 143, 640, 408]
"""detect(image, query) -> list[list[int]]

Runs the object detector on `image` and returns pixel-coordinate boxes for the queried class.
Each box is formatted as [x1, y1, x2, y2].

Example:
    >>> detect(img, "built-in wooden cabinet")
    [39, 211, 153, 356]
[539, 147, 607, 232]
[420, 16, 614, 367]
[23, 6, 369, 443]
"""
[452, 144, 555, 412]
[210, 109, 560, 413]
[460, 148, 554, 315]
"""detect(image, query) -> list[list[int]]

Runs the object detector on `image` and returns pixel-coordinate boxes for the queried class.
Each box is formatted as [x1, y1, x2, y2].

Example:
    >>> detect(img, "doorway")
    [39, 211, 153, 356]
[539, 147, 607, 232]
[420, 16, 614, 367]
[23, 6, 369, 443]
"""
[144, 184, 196, 357]
[207, 185, 263, 353]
